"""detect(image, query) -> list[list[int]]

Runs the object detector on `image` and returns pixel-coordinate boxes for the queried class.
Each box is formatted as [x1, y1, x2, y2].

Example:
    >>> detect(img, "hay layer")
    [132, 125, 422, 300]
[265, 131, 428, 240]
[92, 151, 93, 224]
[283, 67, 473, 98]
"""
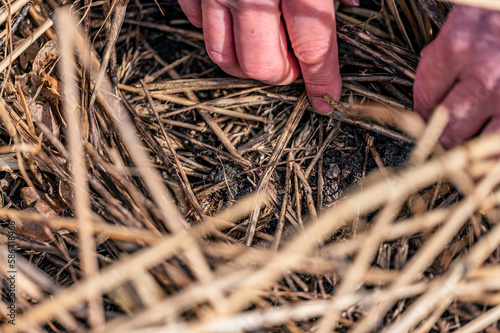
[1, 1, 500, 332]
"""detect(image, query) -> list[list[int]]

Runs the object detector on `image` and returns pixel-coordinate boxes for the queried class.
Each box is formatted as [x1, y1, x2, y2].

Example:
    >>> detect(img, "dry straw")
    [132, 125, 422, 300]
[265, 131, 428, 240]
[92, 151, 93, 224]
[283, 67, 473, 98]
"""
[1, 0, 500, 332]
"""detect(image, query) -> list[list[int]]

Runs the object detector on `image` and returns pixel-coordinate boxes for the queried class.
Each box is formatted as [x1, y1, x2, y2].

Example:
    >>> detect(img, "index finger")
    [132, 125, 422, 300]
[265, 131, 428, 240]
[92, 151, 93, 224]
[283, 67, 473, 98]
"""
[282, 0, 342, 114]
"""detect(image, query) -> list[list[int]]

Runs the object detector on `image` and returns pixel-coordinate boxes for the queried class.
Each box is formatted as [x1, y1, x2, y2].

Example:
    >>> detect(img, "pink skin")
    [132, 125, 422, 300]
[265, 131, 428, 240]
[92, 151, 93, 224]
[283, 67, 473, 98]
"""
[414, 5, 500, 148]
[179, 2, 500, 147]
[178, 0, 360, 114]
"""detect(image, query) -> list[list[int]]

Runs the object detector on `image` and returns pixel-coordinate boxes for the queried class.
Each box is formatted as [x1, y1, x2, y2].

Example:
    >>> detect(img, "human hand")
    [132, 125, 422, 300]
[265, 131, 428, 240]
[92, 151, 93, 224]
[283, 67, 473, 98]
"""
[178, 0, 359, 114]
[414, 5, 500, 148]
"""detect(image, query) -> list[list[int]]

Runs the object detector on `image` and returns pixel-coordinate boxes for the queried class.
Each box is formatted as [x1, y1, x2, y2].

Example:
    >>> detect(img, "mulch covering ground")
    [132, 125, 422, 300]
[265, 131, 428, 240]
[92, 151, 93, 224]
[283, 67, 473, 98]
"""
[1, 1, 500, 332]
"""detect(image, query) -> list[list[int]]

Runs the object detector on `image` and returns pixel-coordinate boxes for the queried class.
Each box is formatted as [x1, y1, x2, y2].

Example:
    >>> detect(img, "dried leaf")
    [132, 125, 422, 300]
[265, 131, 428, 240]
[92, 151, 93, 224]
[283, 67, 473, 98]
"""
[15, 210, 52, 242]
[0, 153, 17, 172]
[17, 187, 60, 242]
[41, 74, 62, 100]
[58, 180, 73, 208]
[20, 186, 42, 205]
[15, 94, 60, 140]
[32, 40, 59, 76]
[20, 42, 40, 70]
[15, 73, 30, 93]
[27, 40, 62, 104]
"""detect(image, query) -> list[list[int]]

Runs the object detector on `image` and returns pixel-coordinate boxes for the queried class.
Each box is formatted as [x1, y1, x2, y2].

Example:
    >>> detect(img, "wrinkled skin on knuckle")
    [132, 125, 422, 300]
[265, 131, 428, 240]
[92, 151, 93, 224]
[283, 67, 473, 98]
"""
[304, 68, 342, 100]
[240, 62, 276, 82]
[293, 39, 331, 66]
[305, 71, 337, 89]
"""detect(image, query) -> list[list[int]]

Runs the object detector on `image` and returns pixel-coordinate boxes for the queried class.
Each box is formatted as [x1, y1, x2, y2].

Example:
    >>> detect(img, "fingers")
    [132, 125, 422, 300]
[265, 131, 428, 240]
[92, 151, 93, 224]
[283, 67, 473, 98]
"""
[231, 1, 300, 84]
[183, 0, 342, 114]
[414, 5, 500, 149]
[414, 41, 460, 121]
[201, 0, 248, 78]
[282, 0, 342, 114]
[414, 4, 472, 121]
[178, 0, 202, 27]
[202, 0, 300, 85]
[439, 78, 494, 148]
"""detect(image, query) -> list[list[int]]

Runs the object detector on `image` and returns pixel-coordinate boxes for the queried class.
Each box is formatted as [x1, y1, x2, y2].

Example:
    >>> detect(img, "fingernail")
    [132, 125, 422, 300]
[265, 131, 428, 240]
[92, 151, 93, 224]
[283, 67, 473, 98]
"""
[353, 0, 360, 6]
[310, 97, 333, 115]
